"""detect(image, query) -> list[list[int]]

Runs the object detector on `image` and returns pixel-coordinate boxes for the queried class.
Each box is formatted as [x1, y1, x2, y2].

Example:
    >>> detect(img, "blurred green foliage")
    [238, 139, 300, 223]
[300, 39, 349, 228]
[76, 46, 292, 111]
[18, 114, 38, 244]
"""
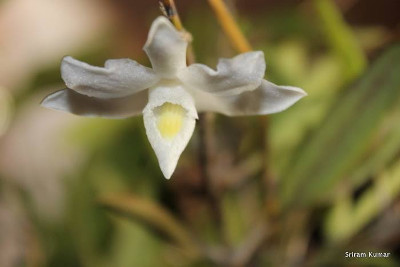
[281, 45, 400, 207]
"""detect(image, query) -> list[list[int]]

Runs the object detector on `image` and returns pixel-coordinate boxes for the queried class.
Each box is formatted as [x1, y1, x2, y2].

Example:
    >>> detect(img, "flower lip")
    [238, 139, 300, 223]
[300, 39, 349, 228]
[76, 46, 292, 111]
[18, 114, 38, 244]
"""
[143, 80, 198, 120]
[142, 81, 197, 179]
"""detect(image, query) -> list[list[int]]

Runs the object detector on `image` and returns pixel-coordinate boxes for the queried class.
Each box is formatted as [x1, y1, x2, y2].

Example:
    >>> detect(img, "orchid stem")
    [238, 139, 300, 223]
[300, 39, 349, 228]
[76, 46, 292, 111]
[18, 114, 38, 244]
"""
[159, 0, 223, 245]
[198, 113, 224, 237]
[207, 0, 274, 210]
[207, 0, 276, 264]
[207, 0, 252, 53]
[159, 0, 183, 31]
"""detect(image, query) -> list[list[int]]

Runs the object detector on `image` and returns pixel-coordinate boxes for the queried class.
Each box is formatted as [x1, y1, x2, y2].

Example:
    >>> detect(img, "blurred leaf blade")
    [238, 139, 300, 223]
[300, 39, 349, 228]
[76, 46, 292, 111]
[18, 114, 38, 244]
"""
[280, 45, 400, 208]
[99, 193, 201, 259]
[347, 109, 400, 188]
[313, 0, 367, 81]
[325, 157, 400, 243]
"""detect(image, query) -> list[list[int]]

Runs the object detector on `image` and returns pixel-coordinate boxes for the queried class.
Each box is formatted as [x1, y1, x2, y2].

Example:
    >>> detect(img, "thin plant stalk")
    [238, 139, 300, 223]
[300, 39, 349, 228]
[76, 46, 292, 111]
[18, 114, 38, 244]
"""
[159, 0, 224, 243]
[159, 0, 184, 31]
[207, 0, 278, 265]
[207, 0, 275, 214]
[207, 0, 251, 52]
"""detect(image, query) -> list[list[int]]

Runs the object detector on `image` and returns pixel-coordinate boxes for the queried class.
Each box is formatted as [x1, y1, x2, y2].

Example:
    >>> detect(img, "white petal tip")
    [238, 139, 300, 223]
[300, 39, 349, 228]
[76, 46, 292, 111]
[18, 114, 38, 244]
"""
[40, 98, 50, 108]
[40, 92, 63, 111]
[153, 16, 173, 27]
[293, 87, 308, 97]
[156, 150, 180, 179]
[274, 86, 308, 113]
[62, 55, 74, 63]
[160, 164, 175, 179]
[143, 83, 197, 181]
[144, 16, 177, 51]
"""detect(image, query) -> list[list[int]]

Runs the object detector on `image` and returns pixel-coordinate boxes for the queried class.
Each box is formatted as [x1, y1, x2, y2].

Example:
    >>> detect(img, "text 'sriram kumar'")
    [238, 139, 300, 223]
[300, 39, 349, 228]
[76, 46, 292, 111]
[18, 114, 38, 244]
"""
[345, 252, 390, 258]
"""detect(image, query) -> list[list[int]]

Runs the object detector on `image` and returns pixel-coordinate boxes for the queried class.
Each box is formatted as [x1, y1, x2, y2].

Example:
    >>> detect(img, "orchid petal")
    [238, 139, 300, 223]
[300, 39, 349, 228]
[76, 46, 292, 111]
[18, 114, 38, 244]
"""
[189, 80, 307, 116]
[41, 89, 148, 118]
[61, 56, 159, 98]
[178, 51, 266, 96]
[144, 16, 188, 79]
[143, 81, 197, 179]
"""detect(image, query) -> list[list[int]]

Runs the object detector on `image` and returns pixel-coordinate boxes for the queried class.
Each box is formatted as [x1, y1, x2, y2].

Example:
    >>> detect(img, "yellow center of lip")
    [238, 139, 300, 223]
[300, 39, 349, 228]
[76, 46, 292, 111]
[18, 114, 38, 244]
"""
[156, 102, 186, 139]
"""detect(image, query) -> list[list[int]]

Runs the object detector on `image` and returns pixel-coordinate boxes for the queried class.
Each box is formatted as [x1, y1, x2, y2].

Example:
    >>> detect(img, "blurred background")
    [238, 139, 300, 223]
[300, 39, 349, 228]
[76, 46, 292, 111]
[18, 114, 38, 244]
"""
[1, 0, 400, 266]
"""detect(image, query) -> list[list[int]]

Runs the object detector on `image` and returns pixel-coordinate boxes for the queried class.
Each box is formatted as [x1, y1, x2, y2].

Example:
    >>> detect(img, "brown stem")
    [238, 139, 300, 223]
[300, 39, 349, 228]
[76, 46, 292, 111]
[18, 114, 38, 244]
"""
[261, 117, 279, 218]
[159, 0, 223, 248]
[207, 0, 280, 265]
[198, 113, 224, 239]
[206, 0, 273, 207]
[207, 0, 251, 52]
[159, 0, 183, 30]
[231, 220, 270, 266]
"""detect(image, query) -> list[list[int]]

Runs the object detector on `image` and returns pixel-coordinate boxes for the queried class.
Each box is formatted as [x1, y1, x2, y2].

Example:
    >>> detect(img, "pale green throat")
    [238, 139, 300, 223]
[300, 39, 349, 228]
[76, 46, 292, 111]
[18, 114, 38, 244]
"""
[156, 102, 186, 139]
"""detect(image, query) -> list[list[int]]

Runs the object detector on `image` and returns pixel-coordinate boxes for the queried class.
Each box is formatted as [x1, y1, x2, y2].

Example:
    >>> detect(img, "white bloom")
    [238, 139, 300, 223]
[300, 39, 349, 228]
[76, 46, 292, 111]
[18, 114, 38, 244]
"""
[42, 16, 307, 179]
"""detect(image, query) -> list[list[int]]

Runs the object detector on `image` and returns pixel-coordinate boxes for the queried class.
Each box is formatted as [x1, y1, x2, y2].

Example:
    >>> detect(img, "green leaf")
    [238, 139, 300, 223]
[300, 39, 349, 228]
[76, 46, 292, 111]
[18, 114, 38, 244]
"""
[313, 0, 367, 81]
[325, 158, 400, 243]
[280, 45, 400, 208]
[99, 194, 201, 259]
[347, 108, 400, 188]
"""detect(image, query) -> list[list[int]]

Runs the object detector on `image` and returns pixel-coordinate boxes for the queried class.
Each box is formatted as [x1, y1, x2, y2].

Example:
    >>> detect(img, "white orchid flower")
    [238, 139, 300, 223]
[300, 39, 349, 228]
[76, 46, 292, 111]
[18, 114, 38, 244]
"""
[42, 16, 307, 179]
